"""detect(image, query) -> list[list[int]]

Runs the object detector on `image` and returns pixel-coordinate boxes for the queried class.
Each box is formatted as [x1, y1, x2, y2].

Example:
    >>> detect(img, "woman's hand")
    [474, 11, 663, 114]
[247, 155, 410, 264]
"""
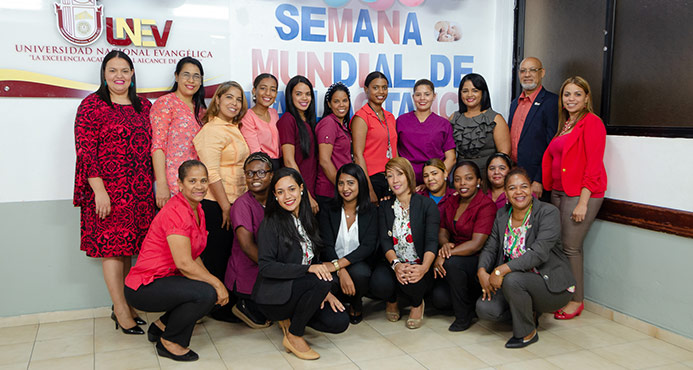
[221, 204, 231, 230]
[571, 202, 588, 223]
[308, 264, 333, 281]
[94, 190, 112, 219]
[393, 263, 408, 285]
[321, 292, 345, 313]
[338, 269, 356, 296]
[213, 282, 229, 306]
[415, 184, 426, 193]
[438, 242, 455, 259]
[433, 256, 447, 278]
[155, 182, 171, 209]
[489, 271, 504, 291]
[405, 263, 428, 284]
[309, 194, 319, 214]
[477, 270, 494, 301]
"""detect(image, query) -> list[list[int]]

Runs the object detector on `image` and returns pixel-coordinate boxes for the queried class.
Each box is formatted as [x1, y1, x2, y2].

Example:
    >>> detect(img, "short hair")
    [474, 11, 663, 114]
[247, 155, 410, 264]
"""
[385, 157, 416, 195]
[557, 76, 594, 135]
[457, 73, 491, 113]
[333, 163, 372, 213]
[414, 79, 435, 93]
[203, 81, 248, 125]
[453, 160, 482, 181]
[244, 151, 273, 171]
[178, 159, 207, 180]
[364, 71, 389, 88]
[504, 167, 531, 189]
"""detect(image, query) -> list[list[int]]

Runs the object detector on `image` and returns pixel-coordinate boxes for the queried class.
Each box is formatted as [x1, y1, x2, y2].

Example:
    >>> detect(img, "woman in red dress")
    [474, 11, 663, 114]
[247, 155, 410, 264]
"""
[73, 50, 156, 334]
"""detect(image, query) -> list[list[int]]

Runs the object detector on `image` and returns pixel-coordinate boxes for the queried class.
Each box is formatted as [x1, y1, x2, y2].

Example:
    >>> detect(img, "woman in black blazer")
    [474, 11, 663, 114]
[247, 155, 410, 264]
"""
[252, 168, 349, 360]
[370, 157, 440, 329]
[319, 164, 378, 325]
[476, 167, 575, 348]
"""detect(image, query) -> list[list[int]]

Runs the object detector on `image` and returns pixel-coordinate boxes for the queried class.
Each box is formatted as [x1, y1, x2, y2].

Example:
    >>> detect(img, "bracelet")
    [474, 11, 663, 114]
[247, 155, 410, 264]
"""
[331, 259, 340, 272]
[391, 259, 401, 271]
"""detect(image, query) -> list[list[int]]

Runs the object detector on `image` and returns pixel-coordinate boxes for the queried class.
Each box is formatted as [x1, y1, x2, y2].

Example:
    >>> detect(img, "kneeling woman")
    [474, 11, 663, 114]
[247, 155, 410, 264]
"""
[125, 160, 229, 362]
[371, 158, 440, 329]
[319, 163, 378, 324]
[476, 167, 575, 348]
[253, 168, 349, 360]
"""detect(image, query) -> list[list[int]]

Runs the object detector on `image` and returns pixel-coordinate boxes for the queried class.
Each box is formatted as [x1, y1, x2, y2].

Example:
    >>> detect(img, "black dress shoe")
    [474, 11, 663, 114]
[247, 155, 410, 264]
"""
[110, 312, 144, 335]
[156, 339, 199, 362]
[134, 316, 147, 325]
[147, 323, 163, 343]
[448, 317, 473, 332]
[505, 332, 539, 348]
[349, 312, 363, 325]
[231, 300, 270, 329]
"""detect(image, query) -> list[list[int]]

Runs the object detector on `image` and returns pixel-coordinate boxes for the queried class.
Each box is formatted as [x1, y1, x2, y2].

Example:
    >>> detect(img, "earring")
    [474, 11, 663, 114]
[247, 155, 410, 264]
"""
[477, 184, 480, 188]
[130, 82, 134, 87]
[103, 81, 107, 86]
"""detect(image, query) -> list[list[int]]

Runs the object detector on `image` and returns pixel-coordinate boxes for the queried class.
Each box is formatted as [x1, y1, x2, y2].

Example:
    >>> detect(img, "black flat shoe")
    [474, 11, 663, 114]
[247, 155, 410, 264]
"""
[156, 339, 199, 362]
[349, 312, 363, 325]
[147, 323, 164, 343]
[110, 312, 144, 335]
[505, 332, 539, 348]
[448, 318, 473, 332]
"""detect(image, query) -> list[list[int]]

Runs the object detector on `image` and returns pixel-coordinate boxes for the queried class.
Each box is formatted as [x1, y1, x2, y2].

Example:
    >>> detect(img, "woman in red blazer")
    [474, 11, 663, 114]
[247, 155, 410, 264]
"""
[541, 76, 606, 320]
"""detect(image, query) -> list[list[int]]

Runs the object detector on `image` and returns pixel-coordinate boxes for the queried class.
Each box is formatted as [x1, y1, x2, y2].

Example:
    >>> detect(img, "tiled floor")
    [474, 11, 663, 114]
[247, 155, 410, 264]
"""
[2, 302, 693, 369]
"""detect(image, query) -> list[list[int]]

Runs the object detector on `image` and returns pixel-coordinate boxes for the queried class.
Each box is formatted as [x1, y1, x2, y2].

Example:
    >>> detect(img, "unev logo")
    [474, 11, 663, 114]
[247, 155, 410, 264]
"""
[54, 0, 173, 48]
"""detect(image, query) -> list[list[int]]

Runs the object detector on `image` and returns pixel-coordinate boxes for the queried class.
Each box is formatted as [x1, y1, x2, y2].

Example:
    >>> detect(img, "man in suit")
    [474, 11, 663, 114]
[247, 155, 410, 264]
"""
[509, 57, 558, 200]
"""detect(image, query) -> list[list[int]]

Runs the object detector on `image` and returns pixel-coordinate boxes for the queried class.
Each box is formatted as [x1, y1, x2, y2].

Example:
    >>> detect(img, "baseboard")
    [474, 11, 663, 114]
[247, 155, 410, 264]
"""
[0, 306, 112, 328]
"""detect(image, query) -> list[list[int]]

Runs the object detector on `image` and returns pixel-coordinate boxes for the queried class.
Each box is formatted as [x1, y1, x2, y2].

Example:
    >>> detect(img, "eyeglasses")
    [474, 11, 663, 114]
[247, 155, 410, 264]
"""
[244, 169, 270, 179]
[519, 68, 543, 74]
[181, 72, 202, 82]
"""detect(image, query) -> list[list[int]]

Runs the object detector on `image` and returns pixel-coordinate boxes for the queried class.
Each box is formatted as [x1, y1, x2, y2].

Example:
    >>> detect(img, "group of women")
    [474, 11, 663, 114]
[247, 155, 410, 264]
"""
[73, 50, 607, 361]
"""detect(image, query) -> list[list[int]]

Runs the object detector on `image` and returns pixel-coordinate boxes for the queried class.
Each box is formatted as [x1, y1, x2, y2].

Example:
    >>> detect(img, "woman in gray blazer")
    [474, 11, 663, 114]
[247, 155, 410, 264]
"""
[476, 167, 575, 348]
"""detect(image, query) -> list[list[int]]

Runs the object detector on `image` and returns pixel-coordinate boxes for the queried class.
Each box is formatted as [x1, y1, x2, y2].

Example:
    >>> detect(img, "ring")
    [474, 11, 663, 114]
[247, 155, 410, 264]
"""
[482, 289, 486, 293]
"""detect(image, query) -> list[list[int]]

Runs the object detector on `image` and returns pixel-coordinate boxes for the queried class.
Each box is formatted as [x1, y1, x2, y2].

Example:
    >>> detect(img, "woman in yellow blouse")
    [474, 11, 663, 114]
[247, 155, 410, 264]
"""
[193, 81, 250, 322]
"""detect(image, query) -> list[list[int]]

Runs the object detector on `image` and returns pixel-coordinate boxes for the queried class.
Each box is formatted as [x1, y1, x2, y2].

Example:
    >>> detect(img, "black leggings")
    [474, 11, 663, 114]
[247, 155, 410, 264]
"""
[200, 200, 236, 316]
[370, 262, 432, 307]
[332, 261, 372, 310]
[258, 274, 349, 336]
[124, 276, 217, 347]
[429, 255, 481, 322]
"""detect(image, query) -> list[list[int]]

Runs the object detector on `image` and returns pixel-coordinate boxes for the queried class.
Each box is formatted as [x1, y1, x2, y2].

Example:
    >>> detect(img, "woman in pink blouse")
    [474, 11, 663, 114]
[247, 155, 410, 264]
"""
[151, 57, 207, 208]
[241, 73, 282, 170]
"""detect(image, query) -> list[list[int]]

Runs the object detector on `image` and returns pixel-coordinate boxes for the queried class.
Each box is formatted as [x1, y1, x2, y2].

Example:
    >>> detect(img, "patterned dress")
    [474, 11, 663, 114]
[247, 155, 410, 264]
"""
[73, 93, 156, 258]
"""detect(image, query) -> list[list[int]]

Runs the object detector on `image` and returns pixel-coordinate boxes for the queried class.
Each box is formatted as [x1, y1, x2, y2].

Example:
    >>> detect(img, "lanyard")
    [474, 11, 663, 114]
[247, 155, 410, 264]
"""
[368, 103, 393, 159]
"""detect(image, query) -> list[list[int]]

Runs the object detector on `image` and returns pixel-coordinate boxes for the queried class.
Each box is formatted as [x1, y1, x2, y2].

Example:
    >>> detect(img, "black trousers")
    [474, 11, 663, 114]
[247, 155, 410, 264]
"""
[370, 172, 391, 199]
[200, 200, 236, 316]
[124, 276, 217, 347]
[332, 261, 372, 310]
[370, 262, 432, 307]
[258, 274, 349, 336]
[429, 255, 481, 322]
[233, 289, 267, 323]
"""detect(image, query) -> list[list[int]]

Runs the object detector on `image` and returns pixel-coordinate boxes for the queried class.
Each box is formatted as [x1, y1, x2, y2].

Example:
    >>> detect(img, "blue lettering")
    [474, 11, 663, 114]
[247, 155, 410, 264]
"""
[430, 55, 451, 87]
[393, 54, 414, 88]
[354, 9, 375, 43]
[275, 4, 299, 40]
[301, 7, 326, 42]
[384, 91, 399, 113]
[334, 52, 357, 86]
[276, 91, 286, 114]
[399, 92, 414, 115]
[402, 13, 422, 45]
[374, 54, 393, 86]
[453, 55, 474, 87]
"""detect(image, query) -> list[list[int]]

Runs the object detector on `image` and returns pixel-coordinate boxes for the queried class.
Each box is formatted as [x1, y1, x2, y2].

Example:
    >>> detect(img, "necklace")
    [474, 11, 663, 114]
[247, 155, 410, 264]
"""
[561, 118, 577, 135]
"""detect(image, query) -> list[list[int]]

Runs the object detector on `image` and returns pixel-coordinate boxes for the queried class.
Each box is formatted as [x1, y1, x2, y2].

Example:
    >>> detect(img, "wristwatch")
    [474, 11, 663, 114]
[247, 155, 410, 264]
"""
[494, 269, 502, 276]
[331, 259, 340, 272]
[391, 259, 401, 271]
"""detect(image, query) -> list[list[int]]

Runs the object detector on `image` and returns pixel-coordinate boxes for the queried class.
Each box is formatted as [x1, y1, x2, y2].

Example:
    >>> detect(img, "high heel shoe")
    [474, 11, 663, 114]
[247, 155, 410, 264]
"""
[385, 302, 400, 322]
[112, 305, 146, 325]
[110, 312, 144, 335]
[554, 302, 584, 320]
[406, 301, 424, 329]
[282, 335, 320, 360]
[278, 319, 291, 336]
[148, 323, 163, 342]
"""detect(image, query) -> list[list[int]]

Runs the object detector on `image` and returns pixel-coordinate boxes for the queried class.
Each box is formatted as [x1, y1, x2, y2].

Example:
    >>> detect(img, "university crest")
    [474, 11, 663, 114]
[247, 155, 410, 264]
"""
[54, 0, 104, 45]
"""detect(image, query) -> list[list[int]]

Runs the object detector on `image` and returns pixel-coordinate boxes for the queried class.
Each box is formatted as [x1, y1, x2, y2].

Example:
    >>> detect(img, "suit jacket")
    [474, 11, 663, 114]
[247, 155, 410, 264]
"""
[509, 87, 558, 183]
[379, 193, 440, 259]
[319, 204, 378, 264]
[477, 199, 575, 293]
[251, 220, 321, 305]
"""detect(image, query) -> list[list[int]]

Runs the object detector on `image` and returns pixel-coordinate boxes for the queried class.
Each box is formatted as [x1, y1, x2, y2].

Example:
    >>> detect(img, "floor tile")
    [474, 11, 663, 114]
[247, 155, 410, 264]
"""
[31, 334, 94, 361]
[591, 342, 677, 369]
[214, 331, 278, 361]
[159, 358, 226, 370]
[94, 325, 151, 353]
[540, 310, 611, 332]
[0, 342, 33, 366]
[523, 331, 584, 358]
[95, 346, 159, 370]
[384, 327, 456, 353]
[224, 350, 292, 369]
[647, 363, 691, 370]
[362, 316, 410, 336]
[410, 346, 489, 369]
[551, 325, 630, 349]
[281, 341, 352, 369]
[323, 321, 382, 343]
[461, 339, 538, 366]
[0, 315, 38, 329]
[430, 322, 504, 346]
[37, 309, 94, 324]
[333, 336, 405, 362]
[0, 363, 29, 370]
[545, 349, 626, 369]
[36, 318, 93, 341]
[29, 354, 94, 370]
[0, 324, 38, 345]
[203, 319, 259, 341]
[355, 354, 426, 369]
[496, 358, 560, 370]
[683, 360, 693, 368]
[592, 321, 651, 342]
[634, 338, 693, 362]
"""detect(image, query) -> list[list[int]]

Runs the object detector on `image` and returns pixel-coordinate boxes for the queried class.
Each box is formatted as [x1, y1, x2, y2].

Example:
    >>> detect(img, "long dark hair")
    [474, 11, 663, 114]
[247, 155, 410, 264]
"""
[457, 73, 491, 113]
[95, 50, 142, 112]
[285, 75, 317, 157]
[322, 82, 352, 125]
[331, 163, 372, 214]
[264, 167, 322, 251]
[170, 57, 206, 124]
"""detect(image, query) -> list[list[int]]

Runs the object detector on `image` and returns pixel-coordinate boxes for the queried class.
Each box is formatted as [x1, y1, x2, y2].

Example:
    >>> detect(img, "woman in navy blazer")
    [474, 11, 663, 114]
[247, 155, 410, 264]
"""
[319, 163, 378, 324]
[252, 168, 348, 360]
[370, 157, 440, 329]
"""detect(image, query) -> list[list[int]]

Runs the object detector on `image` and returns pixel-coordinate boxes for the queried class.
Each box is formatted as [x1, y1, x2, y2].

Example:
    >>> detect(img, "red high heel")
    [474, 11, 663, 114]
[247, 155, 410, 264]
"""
[554, 302, 584, 320]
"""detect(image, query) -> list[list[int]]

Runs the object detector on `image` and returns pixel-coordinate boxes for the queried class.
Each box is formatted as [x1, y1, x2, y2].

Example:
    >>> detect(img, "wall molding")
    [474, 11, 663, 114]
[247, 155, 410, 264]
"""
[597, 198, 693, 239]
